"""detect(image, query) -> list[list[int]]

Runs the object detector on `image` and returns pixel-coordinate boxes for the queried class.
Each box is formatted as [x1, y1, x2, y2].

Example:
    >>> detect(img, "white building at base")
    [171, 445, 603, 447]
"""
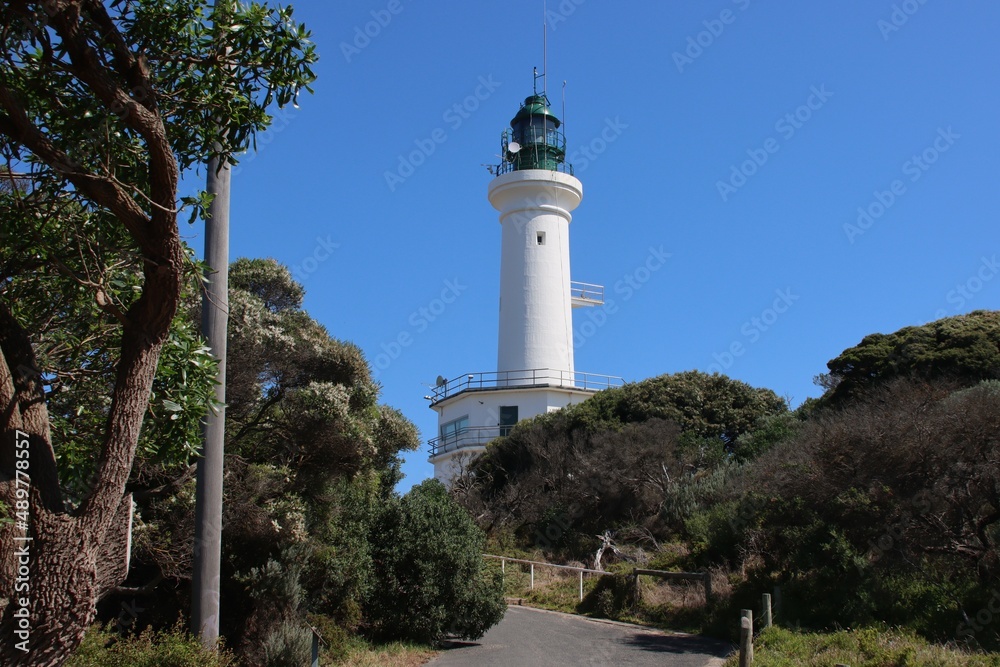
[428, 82, 622, 484]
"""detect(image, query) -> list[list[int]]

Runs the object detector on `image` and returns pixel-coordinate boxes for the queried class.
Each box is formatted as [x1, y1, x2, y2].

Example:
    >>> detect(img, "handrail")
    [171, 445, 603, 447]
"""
[430, 369, 624, 405]
[484, 554, 713, 603]
[484, 554, 605, 602]
[428, 425, 504, 457]
[570, 281, 604, 305]
[483, 554, 604, 576]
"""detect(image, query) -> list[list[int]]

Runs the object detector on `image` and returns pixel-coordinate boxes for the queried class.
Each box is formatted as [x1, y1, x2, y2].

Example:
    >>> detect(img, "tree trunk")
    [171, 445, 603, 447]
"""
[0, 287, 176, 667]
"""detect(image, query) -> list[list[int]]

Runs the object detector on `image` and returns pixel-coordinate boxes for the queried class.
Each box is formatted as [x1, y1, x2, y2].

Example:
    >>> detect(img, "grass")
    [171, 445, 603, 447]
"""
[499, 558, 709, 634]
[327, 639, 438, 666]
[722, 626, 1000, 667]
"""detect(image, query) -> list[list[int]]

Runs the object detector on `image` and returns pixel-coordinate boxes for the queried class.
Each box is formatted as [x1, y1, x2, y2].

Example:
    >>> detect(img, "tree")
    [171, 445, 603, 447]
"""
[734, 378, 1000, 641]
[463, 371, 787, 543]
[365, 480, 506, 643]
[822, 310, 1000, 405]
[0, 2, 315, 663]
[122, 258, 421, 661]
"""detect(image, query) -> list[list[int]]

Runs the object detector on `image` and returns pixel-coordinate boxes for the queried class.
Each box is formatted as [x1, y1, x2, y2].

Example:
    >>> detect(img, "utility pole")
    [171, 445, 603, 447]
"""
[193, 0, 231, 648]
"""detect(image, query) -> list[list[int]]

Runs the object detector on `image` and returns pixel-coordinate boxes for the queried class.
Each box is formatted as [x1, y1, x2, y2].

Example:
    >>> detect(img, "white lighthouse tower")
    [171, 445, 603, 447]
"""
[428, 78, 622, 484]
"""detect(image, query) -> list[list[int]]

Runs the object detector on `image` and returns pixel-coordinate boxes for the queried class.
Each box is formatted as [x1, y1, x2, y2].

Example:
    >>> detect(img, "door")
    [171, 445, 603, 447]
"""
[499, 406, 518, 437]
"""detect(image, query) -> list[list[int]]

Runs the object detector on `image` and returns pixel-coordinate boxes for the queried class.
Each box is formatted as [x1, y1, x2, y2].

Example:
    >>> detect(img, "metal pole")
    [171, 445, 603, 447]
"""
[762, 593, 772, 629]
[530, 563, 534, 590]
[579, 571, 583, 601]
[311, 631, 319, 667]
[192, 1, 231, 646]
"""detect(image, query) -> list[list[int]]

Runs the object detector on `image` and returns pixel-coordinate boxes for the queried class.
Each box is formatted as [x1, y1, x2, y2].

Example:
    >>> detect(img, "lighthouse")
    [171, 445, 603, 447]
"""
[428, 79, 622, 484]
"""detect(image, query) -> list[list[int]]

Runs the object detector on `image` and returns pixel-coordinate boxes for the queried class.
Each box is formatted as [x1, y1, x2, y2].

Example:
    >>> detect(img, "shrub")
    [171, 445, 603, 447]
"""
[261, 620, 312, 667]
[364, 480, 506, 643]
[65, 623, 236, 667]
[579, 573, 634, 620]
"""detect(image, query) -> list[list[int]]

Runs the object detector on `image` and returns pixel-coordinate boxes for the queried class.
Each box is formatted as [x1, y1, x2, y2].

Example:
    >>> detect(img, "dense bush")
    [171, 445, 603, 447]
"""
[365, 480, 506, 643]
[461, 312, 1000, 649]
[578, 573, 634, 620]
[694, 378, 1000, 645]
[458, 372, 788, 548]
[822, 309, 1000, 405]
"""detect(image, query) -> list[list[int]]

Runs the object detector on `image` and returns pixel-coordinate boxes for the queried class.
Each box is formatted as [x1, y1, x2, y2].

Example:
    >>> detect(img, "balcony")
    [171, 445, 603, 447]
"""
[429, 369, 624, 406]
[571, 281, 604, 308]
[428, 426, 505, 457]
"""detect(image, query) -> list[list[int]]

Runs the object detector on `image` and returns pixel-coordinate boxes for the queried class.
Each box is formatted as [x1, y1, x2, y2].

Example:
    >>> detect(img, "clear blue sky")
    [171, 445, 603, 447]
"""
[189, 1, 1000, 491]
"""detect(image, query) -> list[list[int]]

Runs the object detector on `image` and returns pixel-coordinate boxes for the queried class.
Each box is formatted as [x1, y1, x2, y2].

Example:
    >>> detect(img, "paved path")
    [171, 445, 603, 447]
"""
[428, 605, 733, 667]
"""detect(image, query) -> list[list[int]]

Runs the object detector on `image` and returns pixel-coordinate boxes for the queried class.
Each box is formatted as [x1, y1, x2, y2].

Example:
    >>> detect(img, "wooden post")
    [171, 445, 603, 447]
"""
[310, 630, 319, 667]
[762, 593, 772, 629]
[579, 570, 584, 601]
[739, 609, 753, 666]
[632, 569, 641, 607]
[704, 572, 712, 603]
[530, 563, 534, 590]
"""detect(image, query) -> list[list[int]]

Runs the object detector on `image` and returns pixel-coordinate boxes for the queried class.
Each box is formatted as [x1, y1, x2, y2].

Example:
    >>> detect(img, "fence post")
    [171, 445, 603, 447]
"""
[704, 572, 712, 603]
[739, 609, 753, 667]
[632, 568, 641, 607]
[579, 570, 584, 601]
[530, 563, 534, 590]
[501, 558, 505, 574]
[762, 593, 772, 629]
[310, 629, 319, 667]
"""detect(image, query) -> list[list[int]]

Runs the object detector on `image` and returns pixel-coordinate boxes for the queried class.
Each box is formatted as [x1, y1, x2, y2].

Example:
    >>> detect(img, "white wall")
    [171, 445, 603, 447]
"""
[430, 385, 598, 484]
[489, 170, 583, 380]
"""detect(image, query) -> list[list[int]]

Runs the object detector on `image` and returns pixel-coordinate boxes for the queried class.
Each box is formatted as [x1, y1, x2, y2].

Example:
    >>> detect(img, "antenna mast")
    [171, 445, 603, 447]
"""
[562, 80, 567, 129]
[542, 0, 547, 97]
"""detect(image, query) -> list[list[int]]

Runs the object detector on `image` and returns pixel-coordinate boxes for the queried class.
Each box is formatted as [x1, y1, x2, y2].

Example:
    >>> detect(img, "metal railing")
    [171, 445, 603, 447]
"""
[428, 425, 506, 457]
[429, 369, 624, 404]
[496, 155, 575, 176]
[484, 555, 713, 604]
[497, 128, 574, 176]
[570, 281, 604, 306]
[484, 555, 606, 602]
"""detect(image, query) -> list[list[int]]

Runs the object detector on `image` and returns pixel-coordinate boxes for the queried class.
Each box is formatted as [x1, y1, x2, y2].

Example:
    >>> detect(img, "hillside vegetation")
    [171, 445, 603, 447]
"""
[59, 260, 504, 664]
[457, 310, 1000, 655]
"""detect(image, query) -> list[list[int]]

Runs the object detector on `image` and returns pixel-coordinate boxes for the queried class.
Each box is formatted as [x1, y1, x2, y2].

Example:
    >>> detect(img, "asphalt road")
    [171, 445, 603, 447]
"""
[427, 605, 733, 667]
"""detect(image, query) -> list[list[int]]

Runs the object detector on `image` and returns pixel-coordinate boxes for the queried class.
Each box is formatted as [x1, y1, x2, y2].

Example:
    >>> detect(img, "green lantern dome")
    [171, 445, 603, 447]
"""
[498, 93, 572, 175]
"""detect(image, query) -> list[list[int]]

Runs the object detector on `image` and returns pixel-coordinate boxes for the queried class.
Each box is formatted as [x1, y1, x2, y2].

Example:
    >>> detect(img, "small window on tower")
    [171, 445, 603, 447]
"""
[536, 232, 546, 246]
